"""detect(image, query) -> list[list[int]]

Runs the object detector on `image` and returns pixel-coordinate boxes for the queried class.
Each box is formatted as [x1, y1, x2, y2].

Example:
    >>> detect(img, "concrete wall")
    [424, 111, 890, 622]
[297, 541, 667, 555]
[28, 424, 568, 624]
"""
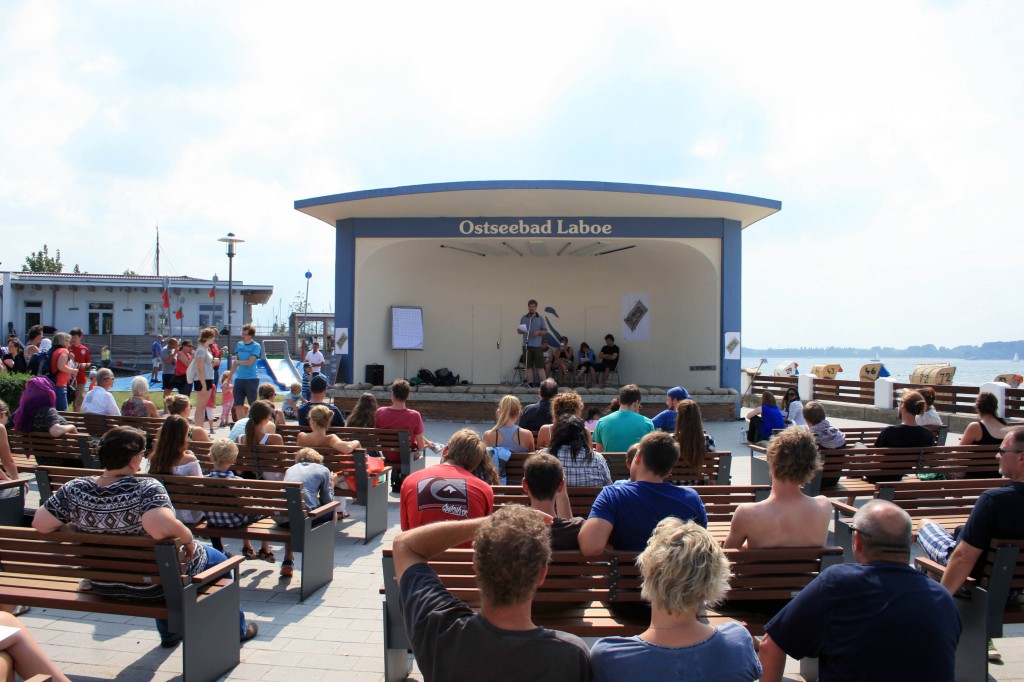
[351, 237, 721, 387]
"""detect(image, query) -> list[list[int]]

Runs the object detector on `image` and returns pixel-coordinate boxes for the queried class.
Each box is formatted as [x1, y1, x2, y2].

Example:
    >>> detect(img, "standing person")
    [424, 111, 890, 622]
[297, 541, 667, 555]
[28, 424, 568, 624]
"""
[48, 332, 77, 412]
[174, 340, 194, 400]
[160, 338, 179, 404]
[100, 345, 111, 369]
[400, 429, 495, 534]
[759, 500, 959, 682]
[392, 506, 592, 682]
[651, 386, 690, 432]
[23, 325, 44, 362]
[5, 339, 26, 373]
[219, 371, 235, 426]
[300, 363, 313, 401]
[591, 519, 762, 682]
[376, 379, 439, 492]
[593, 334, 619, 389]
[231, 324, 261, 421]
[593, 384, 654, 454]
[517, 299, 548, 387]
[68, 328, 91, 412]
[151, 334, 164, 383]
[192, 328, 217, 435]
[304, 341, 325, 376]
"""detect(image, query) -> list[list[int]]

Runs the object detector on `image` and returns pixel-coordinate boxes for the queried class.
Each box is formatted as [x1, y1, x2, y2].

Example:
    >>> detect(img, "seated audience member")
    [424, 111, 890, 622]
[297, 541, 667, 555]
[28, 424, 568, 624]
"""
[802, 401, 846, 450]
[593, 384, 654, 453]
[537, 391, 589, 450]
[12, 378, 79, 466]
[297, 375, 345, 427]
[0, 400, 24, 483]
[745, 391, 785, 443]
[591, 519, 761, 682]
[672, 399, 716, 476]
[724, 429, 831, 549]
[519, 379, 558, 433]
[760, 500, 959, 682]
[584, 407, 601, 433]
[258, 382, 287, 428]
[204, 439, 275, 568]
[484, 394, 535, 453]
[282, 381, 306, 420]
[576, 342, 597, 388]
[0, 611, 71, 682]
[523, 453, 581, 550]
[780, 387, 806, 427]
[164, 394, 210, 443]
[392, 506, 592, 681]
[651, 386, 689, 432]
[917, 425, 1024, 661]
[148, 415, 204, 525]
[400, 429, 495, 537]
[377, 379, 438, 491]
[81, 368, 120, 416]
[874, 389, 934, 448]
[296, 404, 361, 517]
[593, 334, 620, 388]
[280, 447, 337, 578]
[121, 377, 160, 418]
[958, 391, 1006, 478]
[235, 400, 283, 448]
[916, 386, 943, 426]
[344, 392, 378, 428]
[544, 416, 612, 488]
[578, 432, 707, 555]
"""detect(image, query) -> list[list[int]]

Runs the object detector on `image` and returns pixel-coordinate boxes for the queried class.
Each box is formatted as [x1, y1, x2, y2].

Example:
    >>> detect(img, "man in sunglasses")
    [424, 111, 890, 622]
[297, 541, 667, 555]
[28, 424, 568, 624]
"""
[760, 500, 960, 681]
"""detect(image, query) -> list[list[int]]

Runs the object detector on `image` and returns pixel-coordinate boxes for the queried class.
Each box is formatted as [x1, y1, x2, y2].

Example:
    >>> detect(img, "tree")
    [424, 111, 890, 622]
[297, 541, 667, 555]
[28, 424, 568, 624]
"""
[22, 245, 63, 272]
[122, 268, 138, 275]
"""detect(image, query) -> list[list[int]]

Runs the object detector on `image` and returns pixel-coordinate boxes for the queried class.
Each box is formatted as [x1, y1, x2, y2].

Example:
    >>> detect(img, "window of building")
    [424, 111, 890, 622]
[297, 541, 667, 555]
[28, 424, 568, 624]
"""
[24, 300, 42, 332]
[144, 302, 169, 336]
[88, 302, 114, 335]
[199, 304, 224, 329]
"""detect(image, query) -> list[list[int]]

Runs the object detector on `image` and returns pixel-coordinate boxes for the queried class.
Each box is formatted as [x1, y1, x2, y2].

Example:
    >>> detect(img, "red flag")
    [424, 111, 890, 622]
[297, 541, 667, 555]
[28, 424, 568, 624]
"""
[209, 287, 215, 298]
[174, 307, 183, 320]
[161, 290, 169, 308]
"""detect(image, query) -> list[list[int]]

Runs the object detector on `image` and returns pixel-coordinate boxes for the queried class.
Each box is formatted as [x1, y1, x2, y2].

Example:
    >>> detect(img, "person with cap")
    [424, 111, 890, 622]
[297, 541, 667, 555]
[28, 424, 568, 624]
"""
[651, 386, 690, 432]
[296, 375, 345, 427]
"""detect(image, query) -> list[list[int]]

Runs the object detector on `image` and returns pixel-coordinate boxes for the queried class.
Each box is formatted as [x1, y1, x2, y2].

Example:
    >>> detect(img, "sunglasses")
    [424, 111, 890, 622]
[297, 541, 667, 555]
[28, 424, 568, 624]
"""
[998, 448, 1024, 456]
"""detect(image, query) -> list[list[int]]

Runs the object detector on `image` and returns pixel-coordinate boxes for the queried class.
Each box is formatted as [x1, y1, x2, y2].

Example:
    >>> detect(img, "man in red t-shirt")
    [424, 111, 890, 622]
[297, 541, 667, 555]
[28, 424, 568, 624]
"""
[400, 429, 494, 545]
[69, 328, 91, 412]
[376, 379, 440, 490]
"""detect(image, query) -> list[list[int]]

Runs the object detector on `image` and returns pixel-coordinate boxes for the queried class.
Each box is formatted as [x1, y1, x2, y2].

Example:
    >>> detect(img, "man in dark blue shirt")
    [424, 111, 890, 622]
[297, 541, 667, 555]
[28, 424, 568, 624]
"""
[651, 386, 689, 431]
[760, 499, 960, 681]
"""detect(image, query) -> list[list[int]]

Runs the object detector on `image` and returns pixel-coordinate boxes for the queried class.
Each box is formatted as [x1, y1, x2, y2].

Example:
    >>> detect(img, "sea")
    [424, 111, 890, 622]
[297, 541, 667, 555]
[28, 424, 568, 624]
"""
[740, 356, 1022, 388]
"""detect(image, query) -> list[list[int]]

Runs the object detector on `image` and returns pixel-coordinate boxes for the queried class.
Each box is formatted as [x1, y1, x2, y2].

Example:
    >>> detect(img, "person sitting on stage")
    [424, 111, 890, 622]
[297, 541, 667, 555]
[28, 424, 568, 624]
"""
[576, 342, 597, 388]
[724, 429, 831, 549]
[593, 334, 620, 388]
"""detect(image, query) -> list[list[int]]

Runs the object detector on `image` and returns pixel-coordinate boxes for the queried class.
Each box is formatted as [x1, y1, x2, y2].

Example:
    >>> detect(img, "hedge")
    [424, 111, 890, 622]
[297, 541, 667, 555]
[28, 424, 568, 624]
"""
[0, 372, 31, 413]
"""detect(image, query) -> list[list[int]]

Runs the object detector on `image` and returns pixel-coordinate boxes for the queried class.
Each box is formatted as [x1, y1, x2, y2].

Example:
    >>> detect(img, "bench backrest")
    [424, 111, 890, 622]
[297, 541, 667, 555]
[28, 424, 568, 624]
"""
[491, 484, 770, 521]
[875, 477, 1008, 513]
[818, 444, 999, 480]
[276, 425, 412, 453]
[503, 450, 733, 486]
[6, 431, 96, 469]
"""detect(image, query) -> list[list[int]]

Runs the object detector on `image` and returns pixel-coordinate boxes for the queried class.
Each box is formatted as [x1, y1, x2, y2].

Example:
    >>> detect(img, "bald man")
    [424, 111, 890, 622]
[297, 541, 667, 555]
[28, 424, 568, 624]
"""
[759, 500, 961, 682]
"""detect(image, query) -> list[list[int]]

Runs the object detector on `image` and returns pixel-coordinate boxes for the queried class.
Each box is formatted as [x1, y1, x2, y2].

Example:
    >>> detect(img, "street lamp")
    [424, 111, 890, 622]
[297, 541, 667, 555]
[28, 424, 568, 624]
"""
[218, 233, 245, 370]
[304, 271, 312, 348]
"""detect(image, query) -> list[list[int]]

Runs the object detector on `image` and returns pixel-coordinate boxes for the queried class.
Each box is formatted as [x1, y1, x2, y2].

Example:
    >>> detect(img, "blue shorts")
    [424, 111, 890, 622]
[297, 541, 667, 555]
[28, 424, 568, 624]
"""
[917, 521, 957, 564]
[233, 378, 259, 406]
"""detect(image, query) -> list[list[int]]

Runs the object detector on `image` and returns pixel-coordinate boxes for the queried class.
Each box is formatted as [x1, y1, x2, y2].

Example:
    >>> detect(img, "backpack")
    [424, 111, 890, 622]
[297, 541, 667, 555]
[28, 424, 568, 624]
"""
[28, 348, 57, 382]
[434, 368, 458, 387]
[417, 368, 437, 386]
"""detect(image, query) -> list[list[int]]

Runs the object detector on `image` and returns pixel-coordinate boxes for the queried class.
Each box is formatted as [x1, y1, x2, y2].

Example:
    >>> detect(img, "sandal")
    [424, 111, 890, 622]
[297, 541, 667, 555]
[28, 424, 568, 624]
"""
[280, 558, 294, 578]
[257, 549, 276, 564]
[241, 547, 258, 560]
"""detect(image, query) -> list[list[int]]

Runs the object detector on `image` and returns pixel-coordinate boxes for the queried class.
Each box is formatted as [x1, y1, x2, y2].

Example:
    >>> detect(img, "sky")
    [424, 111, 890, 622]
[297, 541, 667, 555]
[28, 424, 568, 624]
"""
[2, 0, 1021, 349]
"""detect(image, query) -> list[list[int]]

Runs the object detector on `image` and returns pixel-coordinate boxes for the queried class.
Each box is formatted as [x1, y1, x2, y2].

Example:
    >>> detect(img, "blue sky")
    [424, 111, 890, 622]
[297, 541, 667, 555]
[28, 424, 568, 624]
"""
[2, 0, 1021, 348]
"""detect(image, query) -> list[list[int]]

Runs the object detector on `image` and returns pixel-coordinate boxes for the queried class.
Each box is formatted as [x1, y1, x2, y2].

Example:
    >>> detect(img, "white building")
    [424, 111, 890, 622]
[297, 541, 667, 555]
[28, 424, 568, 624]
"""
[0, 272, 272, 340]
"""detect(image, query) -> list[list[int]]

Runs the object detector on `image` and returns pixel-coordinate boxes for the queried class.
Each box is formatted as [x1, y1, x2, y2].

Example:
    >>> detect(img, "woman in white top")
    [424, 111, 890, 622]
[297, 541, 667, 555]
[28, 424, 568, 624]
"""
[192, 328, 218, 436]
[914, 387, 944, 427]
[780, 388, 806, 428]
[148, 415, 204, 525]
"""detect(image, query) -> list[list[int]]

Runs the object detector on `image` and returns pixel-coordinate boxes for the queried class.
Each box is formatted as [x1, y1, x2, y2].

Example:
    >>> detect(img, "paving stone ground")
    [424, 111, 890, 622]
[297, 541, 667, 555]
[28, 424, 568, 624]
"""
[18, 415, 1024, 680]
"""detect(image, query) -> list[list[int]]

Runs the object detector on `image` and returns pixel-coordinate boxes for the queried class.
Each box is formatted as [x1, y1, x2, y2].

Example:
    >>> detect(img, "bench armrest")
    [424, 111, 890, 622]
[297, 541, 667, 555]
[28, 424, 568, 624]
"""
[914, 556, 948, 580]
[310, 500, 341, 517]
[191, 554, 245, 587]
[0, 478, 27, 491]
[831, 500, 858, 517]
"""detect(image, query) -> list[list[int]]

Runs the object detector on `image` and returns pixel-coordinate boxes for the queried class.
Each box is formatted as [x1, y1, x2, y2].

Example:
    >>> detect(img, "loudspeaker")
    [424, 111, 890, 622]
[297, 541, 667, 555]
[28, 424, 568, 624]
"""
[365, 364, 384, 386]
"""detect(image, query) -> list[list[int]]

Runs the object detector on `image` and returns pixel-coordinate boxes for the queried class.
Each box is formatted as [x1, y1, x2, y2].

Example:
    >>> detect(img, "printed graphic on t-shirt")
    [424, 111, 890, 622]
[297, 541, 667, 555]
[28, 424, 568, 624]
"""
[416, 477, 469, 518]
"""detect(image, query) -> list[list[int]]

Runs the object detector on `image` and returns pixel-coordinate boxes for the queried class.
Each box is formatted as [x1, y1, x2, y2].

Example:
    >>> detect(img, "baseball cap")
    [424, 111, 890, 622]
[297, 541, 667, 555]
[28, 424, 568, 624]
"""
[667, 386, 689, 400]
[310, 375, 329, 392]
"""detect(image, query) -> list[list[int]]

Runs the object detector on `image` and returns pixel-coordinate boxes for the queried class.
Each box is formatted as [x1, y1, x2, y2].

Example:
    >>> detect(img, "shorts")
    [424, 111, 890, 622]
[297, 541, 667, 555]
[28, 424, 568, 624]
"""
[163, 373, 177, 388]
[917, 522, 958, 564]
[233, 378, 259, 406]
[194, 379, 214, 391]
[593, 360, 618, 372]
[152, 357, 161, 368]
[176, 375, 193, 396]
[525, 346, 546, 370]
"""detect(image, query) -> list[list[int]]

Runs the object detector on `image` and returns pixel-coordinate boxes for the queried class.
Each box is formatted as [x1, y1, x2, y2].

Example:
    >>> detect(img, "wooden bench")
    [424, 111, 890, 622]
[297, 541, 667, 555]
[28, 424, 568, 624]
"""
[193, 443, 390, 543]
[6, 431, 97, 474]
[380, 544, 841, 682]
[750, 444, 1000, 501]
[276, 425, 426, 484]
[60, 411, 167, 441]
[503, 450, 733, 486]
[490, 484, 770, 540]
[0, 525, 245, 682]
[831, 477, 1006, 561]
[917, 538, 1024, 682]
[36, 466, 341, 602]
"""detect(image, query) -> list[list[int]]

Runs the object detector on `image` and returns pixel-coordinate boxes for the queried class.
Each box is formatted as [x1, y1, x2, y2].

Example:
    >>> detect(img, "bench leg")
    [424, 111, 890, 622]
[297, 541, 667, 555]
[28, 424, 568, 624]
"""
[750, 455, 771, 486]
[383, 601, 414, 682]
[299, 519, 336, 602]
[181, 581, 241, 682]
[365, 478, 390, 544]
[834, 518, 854, 563]
[954, 587, 989, 682]
[799, 656, 818, 682]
